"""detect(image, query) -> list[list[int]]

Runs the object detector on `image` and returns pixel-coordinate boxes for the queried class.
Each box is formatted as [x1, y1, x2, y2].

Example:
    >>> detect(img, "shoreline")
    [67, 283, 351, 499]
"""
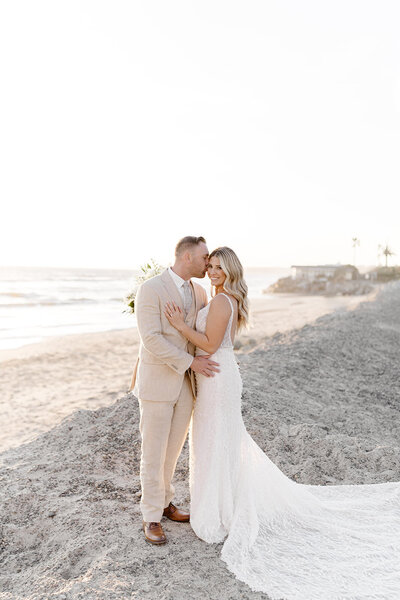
[0, 286, 381, 364]
[0, 287, 382, 455]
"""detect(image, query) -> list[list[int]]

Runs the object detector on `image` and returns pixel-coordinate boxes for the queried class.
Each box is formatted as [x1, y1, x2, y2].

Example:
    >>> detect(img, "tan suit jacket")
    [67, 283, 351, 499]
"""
[131, 269, 208, 402]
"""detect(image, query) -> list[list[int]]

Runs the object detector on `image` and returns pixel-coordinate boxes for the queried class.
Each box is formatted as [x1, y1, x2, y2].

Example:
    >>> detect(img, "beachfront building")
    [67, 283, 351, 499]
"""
[291, 264, 359, 282]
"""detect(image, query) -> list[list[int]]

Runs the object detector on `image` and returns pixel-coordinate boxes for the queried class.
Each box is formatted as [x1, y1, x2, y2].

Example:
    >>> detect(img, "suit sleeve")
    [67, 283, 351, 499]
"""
[135, 282, 194, 374]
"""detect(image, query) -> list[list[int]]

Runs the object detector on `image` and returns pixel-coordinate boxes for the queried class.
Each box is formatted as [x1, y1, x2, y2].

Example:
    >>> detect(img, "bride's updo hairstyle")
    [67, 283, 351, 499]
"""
[208, 246, 249, 331]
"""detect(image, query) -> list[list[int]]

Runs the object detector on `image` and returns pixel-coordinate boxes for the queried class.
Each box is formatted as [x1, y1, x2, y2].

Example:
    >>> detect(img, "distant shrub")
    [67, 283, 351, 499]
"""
[374, 266, 400, 282]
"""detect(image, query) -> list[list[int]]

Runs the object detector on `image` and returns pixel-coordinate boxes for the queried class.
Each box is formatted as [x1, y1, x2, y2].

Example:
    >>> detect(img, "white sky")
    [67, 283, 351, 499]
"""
[1, 1, 399, 269]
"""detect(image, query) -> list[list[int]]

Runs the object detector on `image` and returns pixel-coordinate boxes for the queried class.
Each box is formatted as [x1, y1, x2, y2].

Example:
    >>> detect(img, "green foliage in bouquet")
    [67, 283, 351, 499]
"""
[123, 259, 164, 314]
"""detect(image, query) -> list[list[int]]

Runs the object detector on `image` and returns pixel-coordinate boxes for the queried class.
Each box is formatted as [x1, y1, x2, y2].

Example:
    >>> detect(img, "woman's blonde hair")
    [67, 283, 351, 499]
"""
[209, 246, 249, 330]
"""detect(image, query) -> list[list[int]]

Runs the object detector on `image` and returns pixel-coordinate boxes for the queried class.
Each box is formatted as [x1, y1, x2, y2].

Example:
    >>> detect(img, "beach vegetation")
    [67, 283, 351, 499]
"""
[370, 266, 400, 282]
[378, 244, 395, 268]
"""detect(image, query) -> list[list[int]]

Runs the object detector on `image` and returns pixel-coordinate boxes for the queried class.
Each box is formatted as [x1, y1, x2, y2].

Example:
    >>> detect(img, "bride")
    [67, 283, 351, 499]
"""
[164, 246, 400, 600]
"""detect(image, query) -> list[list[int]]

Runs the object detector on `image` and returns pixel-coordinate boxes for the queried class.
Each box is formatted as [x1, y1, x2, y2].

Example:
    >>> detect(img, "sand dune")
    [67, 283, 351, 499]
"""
[1, 282, 399, 599]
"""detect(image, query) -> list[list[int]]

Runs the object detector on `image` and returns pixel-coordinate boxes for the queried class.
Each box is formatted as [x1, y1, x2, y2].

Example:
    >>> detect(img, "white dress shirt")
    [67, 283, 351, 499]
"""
[168, 267, 191, 304]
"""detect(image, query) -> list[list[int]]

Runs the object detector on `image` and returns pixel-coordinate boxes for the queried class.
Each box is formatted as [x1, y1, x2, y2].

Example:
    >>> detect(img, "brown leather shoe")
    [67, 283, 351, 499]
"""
[163, 502, 190, 522]
[143, 521, 167, 544]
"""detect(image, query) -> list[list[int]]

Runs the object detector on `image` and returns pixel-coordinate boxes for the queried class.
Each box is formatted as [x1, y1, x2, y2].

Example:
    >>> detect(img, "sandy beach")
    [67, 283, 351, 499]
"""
[0, 290, 378, 455]
[1, 282, 399, 599]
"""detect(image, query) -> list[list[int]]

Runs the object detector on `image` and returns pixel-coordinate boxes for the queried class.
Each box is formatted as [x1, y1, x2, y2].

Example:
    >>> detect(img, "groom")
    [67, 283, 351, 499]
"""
[131, 236, 219, 544]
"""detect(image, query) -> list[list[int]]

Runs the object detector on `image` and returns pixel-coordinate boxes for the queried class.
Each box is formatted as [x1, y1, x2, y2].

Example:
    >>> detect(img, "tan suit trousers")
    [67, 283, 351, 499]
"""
[138, 373, 194, 522]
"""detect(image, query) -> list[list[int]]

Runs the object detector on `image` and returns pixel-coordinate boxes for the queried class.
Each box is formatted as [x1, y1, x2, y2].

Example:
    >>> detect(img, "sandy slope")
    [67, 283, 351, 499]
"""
[1, 282, 399, 599]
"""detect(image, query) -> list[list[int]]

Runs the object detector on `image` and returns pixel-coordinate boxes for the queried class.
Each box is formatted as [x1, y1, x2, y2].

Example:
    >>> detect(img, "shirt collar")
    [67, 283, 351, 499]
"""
[168, 267, 190, 289]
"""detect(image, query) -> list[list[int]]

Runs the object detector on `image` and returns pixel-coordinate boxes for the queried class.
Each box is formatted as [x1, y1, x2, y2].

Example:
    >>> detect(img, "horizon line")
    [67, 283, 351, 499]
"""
[0, 263, 381, 271]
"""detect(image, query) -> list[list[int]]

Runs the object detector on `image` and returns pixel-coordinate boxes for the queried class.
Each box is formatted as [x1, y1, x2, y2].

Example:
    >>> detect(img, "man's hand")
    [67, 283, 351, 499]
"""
[190, 355, 220, 377]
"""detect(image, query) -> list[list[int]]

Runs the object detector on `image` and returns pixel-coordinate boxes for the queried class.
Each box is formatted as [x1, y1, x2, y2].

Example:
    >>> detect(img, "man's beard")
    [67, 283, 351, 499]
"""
[194, 269, 207, 278]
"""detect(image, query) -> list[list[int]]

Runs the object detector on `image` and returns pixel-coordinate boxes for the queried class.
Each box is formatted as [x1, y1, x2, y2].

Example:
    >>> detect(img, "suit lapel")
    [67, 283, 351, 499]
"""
[160, 269, 184, 311]
[161, 270, 199, 327]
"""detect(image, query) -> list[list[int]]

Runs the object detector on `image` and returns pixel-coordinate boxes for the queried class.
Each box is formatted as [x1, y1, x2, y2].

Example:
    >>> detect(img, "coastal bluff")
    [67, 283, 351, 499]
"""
[1, 282, 400, 600]
[266, 275, 375, 296]
[266, 264, 375, 296]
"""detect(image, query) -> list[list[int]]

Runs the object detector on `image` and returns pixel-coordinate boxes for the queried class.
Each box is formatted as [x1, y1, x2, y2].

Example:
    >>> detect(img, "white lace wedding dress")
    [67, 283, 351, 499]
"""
[190, 293, 400, 600]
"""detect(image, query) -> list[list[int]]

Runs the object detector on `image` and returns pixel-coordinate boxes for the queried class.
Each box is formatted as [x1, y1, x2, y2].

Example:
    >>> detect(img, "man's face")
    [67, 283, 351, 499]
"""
[189, 242, 209, 278]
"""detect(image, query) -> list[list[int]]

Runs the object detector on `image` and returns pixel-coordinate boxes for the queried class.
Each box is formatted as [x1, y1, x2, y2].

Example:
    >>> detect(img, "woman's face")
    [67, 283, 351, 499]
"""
[207, 256, 227, 288]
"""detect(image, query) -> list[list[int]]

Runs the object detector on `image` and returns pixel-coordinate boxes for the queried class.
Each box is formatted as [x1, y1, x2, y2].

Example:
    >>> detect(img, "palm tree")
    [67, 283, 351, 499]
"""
[352, 237, 360, 266]
[379, 243, 395, 268]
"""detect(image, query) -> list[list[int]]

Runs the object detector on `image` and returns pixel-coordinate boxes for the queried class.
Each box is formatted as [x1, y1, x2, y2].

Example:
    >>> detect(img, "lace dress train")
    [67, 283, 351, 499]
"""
[190, 293, 400, 600]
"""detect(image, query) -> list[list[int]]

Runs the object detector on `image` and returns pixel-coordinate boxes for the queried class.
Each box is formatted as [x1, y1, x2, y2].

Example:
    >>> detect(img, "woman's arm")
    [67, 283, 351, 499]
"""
[165, 294, 231, 354]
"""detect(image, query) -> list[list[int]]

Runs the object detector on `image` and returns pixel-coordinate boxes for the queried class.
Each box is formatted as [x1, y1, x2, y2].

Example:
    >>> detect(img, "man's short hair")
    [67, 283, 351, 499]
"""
[175, 236, 207, 257]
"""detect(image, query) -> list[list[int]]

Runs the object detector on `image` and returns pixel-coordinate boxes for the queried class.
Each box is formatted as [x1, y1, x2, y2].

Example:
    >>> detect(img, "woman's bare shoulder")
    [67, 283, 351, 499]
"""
[222, 292, 238, 309]
[210, 292, 238, 311]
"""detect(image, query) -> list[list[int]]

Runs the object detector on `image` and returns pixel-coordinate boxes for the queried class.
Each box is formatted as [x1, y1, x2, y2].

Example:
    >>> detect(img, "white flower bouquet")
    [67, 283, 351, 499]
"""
[123, 259, 164, 314]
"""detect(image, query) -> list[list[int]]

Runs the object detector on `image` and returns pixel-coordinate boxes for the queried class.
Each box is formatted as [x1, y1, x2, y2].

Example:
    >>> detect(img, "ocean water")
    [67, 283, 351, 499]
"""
[0, 266, 290, 350]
